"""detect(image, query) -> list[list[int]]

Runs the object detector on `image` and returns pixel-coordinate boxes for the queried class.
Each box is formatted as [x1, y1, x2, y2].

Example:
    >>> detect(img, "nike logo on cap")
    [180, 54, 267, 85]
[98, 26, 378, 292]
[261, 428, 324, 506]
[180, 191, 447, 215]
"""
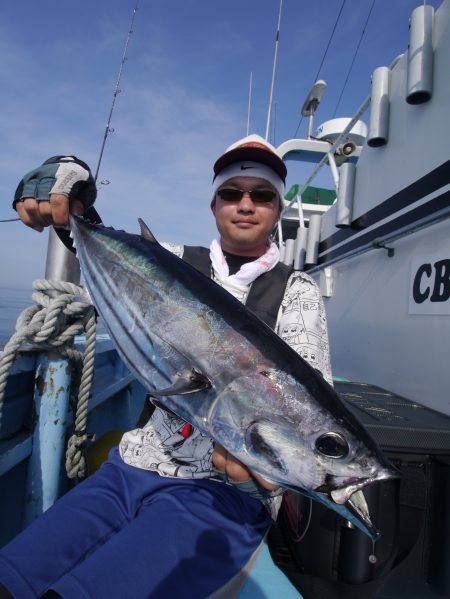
[240, 165, 255, 170]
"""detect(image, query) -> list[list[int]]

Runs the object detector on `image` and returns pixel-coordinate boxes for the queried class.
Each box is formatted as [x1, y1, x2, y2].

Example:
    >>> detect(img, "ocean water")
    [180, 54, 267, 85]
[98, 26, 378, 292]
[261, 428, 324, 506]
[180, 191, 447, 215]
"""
[0, 286, 36, 348]
[0, 286, 108, 349]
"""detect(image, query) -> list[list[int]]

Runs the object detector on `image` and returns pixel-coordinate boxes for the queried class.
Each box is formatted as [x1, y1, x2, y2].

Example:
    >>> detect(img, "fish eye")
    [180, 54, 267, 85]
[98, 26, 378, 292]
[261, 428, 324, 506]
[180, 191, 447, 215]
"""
[315, 432, 349, 459]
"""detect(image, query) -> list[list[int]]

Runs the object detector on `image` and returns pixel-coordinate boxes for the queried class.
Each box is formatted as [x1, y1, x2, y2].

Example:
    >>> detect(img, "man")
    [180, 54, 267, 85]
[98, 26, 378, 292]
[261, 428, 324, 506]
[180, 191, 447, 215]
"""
[0, 135, 332, 598]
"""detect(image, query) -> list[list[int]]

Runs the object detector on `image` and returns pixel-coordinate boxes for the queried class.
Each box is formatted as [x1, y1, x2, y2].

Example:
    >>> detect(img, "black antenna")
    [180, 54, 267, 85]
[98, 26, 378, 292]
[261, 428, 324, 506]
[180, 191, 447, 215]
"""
[94, 0, 140, 182]
[332, 0, 376, 117]
[293, 0, 346, 137]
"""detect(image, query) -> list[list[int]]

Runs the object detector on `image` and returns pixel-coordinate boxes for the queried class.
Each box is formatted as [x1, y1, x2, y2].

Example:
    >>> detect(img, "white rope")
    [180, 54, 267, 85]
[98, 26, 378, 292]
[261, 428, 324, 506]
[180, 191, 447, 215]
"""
[65, 309, 97, 480]
[0, 279, 97, 480]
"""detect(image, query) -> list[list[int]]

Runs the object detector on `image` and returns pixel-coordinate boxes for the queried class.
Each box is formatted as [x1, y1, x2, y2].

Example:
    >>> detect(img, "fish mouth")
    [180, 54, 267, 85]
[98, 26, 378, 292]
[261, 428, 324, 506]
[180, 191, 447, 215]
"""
[344, 489, 379, 539]
[315, 468, 400, 540]
[308, 484, 383, 540]
[328, 468, 398, 505]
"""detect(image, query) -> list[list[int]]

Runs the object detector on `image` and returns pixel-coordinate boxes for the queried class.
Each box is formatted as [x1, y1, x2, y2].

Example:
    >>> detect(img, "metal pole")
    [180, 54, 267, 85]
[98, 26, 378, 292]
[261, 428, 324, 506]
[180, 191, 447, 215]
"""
[307, 114, 314, 139]
[45, 228, 80, 283]
[24, 229, 80, 523]
[23, 351, 72, 524]
[23, 0, 142, 523]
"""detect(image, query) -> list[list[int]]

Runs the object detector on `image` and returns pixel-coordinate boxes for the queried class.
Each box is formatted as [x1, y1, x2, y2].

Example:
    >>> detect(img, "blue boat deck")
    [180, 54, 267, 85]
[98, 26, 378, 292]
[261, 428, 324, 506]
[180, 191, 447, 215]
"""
[238, 543, 301, 598]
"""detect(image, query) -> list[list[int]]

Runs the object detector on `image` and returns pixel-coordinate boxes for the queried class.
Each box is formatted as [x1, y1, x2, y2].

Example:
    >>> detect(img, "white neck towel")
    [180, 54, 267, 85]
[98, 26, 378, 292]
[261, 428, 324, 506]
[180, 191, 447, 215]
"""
[209, 238, 280, 288]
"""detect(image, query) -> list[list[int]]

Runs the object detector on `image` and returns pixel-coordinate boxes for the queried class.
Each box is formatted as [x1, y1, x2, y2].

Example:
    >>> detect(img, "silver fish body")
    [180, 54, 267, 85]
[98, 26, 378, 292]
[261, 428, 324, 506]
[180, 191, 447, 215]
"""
[70, 216, 398, 539]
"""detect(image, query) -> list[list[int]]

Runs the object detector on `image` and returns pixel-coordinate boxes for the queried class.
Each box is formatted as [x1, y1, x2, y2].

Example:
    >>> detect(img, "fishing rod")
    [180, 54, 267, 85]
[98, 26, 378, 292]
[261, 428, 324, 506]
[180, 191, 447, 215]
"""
[94, 0, 140, 183]
[0, 0, 140, 224]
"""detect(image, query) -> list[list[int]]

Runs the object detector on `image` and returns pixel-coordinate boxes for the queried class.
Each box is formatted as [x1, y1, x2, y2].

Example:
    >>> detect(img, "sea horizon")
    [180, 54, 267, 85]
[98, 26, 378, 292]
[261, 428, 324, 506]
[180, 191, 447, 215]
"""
[0, 286, 108, 349]
[0, 286, 37, 348]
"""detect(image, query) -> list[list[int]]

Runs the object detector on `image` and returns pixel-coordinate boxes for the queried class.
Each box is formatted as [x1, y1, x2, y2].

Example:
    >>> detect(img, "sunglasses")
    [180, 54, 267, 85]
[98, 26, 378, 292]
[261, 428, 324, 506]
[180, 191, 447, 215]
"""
[216, 188, 278, 203]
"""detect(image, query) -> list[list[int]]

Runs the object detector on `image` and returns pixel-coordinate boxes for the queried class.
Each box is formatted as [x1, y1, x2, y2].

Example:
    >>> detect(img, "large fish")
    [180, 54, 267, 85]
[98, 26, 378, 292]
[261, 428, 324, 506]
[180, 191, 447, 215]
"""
[70, 216, 398, 539]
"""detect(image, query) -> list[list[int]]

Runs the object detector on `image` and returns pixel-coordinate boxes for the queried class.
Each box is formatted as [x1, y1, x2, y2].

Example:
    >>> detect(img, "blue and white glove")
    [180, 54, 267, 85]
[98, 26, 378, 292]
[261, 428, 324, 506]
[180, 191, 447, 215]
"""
[13, 155, 97, 210]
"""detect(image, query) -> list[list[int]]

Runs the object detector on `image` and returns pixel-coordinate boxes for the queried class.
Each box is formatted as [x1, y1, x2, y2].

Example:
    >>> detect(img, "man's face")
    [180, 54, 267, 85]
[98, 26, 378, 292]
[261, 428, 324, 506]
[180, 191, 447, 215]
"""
[211, 176, 281, 256]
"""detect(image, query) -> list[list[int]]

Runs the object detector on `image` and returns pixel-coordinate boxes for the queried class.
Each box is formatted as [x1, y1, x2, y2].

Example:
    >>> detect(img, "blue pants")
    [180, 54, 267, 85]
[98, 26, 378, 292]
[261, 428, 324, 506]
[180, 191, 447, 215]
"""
[0, 448, 271, 598]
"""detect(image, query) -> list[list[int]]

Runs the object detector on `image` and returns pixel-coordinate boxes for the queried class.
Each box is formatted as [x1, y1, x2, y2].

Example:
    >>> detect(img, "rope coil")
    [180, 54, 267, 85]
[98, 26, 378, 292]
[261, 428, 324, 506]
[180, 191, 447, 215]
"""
[0, 279, 97, 479]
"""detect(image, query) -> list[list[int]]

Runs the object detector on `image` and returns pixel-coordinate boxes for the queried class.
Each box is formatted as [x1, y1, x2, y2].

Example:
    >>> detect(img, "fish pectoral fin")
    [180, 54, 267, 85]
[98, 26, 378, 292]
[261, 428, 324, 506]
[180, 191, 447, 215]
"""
[153, 368, 212, 396]
[138, 218, 158, 243]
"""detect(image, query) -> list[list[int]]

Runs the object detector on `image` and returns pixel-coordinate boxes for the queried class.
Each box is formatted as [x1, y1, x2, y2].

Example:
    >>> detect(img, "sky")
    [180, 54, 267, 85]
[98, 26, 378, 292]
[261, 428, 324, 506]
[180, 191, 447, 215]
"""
[0, 0, 443, 289]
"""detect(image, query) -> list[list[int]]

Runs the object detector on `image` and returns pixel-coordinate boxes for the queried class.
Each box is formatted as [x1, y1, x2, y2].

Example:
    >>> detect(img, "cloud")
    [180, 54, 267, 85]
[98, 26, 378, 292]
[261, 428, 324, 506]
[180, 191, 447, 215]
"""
[92, 80, 243, 244]
[0, 17, 243, 287]
[1, 0, 434, 290]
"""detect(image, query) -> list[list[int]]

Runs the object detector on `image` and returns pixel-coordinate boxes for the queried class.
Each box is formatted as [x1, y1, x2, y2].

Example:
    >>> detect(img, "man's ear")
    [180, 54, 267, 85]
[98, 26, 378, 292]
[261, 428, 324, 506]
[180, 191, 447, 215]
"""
[210, 198, 216, 215]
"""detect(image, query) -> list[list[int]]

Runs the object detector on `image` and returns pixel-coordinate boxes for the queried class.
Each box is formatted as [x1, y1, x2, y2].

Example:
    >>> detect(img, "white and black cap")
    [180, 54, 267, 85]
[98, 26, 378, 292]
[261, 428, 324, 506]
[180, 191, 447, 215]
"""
[212, 134, 286, 200]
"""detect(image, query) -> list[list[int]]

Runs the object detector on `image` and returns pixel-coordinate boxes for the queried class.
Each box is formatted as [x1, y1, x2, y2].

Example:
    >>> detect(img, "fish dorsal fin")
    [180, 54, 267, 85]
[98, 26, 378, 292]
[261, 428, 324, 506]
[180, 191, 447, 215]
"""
[138, 218, 158, 243]
[153, 368, 212, 396]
